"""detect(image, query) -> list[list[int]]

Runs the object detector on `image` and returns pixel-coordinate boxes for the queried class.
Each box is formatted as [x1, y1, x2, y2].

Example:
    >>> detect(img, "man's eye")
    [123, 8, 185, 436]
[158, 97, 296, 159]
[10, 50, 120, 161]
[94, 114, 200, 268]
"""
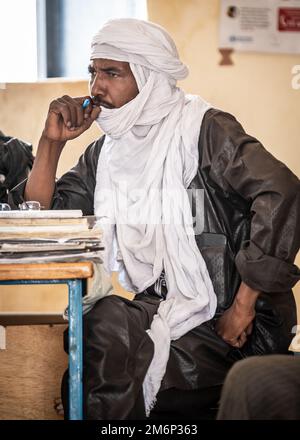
[108, 72, 118, 78]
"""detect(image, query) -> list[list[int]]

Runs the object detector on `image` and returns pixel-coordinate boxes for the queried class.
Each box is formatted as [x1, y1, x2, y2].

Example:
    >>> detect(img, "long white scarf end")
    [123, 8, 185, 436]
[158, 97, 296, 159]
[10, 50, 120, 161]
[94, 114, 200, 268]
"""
[143, 376, 159, 417]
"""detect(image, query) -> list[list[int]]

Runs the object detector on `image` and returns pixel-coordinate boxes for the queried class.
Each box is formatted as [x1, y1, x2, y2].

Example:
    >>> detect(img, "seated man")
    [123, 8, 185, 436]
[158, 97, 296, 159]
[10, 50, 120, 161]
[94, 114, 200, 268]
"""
[24, 18, 300, 419]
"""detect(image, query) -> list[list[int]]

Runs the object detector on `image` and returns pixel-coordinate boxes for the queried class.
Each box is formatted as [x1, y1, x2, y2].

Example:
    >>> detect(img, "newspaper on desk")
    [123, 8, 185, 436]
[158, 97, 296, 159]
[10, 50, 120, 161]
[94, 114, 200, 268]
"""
[0, 210, 114, 316]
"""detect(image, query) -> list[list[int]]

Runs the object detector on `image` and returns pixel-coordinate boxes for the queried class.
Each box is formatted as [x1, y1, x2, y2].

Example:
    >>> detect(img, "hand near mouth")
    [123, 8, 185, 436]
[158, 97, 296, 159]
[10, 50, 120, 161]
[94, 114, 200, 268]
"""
[43, 95, 101, 142]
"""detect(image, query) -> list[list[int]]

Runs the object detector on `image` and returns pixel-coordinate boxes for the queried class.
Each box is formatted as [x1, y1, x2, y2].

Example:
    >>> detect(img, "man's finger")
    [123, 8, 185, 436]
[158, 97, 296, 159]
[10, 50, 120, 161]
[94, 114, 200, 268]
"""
[246, 322, 253, 335]
[238, 331, 247, 347]
[223, 335, 239, 346]
[50, 100, 72, 128]
[73, 96, 93, 119]
[226, 338, 240, 348]
[60, 96, 78, 128]
[90, 105, 101, 121]
[81, 106, 101, 131]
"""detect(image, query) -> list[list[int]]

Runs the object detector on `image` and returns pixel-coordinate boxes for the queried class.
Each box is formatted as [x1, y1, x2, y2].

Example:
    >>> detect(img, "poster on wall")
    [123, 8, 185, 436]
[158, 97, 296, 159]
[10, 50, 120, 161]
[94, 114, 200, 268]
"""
[219, 0, 300, 54]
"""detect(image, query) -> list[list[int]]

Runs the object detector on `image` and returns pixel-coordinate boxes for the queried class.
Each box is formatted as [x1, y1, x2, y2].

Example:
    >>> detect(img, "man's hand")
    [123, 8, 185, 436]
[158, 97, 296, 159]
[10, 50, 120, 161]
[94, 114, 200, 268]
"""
[25, 95, 101, 209]
[43, 95, 101, 142]
[215, 282, 260, 348]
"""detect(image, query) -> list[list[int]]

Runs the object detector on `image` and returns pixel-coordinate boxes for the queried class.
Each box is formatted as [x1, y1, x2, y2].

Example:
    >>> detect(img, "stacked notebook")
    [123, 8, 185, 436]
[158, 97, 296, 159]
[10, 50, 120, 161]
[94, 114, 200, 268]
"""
[0, 210, 103, 264]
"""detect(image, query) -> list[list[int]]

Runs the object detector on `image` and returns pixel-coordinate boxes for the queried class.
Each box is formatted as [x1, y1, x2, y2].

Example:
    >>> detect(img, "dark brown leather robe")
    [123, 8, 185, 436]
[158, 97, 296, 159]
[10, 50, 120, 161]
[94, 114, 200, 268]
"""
[51, 109, 300, 419]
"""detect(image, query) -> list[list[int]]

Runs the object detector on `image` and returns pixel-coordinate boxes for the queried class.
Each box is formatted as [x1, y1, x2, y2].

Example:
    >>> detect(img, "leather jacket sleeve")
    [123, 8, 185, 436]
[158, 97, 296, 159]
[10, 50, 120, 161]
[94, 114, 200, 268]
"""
[1, 136, 34, 208]
[51, 136, 104, 215]
[200, 109, 300, 293]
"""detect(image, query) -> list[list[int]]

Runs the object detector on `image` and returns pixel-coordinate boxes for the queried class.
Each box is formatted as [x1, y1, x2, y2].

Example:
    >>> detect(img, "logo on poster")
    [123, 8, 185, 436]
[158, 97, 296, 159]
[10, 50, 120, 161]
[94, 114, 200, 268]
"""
[278, 8, 300, 32]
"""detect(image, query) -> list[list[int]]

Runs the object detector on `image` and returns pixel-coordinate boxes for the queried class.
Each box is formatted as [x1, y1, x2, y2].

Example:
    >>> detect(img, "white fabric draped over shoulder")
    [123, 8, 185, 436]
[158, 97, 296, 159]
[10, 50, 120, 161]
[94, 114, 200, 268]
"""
[92, 18, 217, 416]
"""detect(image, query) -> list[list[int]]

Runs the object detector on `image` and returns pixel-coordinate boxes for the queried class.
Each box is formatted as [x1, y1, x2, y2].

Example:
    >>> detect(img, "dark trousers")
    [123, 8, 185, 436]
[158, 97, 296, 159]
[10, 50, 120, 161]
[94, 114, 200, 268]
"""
[62, 293, 235, 420]
[62, 293, 293, 420]
[217, 355, 300, 420]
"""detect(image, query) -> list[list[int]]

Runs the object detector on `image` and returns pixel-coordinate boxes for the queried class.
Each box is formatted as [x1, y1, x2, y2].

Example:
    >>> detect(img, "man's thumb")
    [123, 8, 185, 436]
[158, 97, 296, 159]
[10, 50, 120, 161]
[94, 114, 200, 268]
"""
[90, 106, 101, 121]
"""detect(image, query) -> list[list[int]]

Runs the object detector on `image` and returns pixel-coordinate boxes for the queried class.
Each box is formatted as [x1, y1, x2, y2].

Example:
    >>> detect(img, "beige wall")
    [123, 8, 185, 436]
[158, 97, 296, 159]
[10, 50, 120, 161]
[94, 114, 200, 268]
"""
[148, 0, 299, 177]
[0, 0, 299, 318]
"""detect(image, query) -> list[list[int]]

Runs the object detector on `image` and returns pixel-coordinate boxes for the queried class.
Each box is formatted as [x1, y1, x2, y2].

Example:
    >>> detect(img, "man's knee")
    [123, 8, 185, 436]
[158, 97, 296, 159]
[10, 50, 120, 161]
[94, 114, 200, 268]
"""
[84, 295, 126, 326]
[63, 295, 125, 353]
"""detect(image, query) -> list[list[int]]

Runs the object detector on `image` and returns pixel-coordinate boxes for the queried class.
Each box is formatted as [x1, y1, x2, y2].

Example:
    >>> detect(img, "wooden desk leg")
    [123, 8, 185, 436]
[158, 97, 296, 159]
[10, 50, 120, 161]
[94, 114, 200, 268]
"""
[68, 279, 83, 420]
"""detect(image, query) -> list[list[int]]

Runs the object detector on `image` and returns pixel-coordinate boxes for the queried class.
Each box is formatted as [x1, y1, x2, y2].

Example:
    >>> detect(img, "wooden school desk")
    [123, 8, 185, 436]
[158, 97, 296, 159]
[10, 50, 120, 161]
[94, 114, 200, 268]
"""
[0, 261, 93, 420]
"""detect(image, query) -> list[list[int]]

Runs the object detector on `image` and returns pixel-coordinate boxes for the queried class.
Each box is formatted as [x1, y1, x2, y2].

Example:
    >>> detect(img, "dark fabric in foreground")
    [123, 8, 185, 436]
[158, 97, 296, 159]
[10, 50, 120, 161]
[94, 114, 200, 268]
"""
[217, 355, 300, 419]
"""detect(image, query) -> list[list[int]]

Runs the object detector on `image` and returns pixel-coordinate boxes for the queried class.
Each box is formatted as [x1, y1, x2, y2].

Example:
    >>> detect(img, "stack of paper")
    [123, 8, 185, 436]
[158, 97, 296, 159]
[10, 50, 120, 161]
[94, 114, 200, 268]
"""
[0, 210, 103, 264]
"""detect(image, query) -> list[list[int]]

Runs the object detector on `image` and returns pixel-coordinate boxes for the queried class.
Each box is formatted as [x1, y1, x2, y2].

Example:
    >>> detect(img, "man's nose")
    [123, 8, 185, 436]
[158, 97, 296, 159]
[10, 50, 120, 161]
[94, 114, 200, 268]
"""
[90, 72, 106, 96]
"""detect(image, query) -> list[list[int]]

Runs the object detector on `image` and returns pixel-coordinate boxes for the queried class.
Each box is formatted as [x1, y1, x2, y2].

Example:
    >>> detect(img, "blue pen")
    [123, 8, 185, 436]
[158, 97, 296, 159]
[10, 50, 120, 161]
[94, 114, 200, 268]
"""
[82, 98, 91, 109]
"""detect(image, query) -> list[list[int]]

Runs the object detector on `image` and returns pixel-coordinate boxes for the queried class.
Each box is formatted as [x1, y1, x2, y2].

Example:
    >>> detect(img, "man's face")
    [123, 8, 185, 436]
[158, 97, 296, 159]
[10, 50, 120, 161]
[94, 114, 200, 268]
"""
[88, 58, 139, 109]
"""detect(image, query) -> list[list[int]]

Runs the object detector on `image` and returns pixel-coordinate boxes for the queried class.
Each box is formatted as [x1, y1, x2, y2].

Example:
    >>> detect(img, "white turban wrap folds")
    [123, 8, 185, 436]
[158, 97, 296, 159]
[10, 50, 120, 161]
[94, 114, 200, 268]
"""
[92, 18, 217, 416]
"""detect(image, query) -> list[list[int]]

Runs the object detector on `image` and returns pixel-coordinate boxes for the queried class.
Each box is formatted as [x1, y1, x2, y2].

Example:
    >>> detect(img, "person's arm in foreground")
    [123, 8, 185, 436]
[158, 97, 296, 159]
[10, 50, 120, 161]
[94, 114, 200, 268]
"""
[25, 96, 100, 208]
[216, 281, 259, 347]
[203, 112, 300, 348]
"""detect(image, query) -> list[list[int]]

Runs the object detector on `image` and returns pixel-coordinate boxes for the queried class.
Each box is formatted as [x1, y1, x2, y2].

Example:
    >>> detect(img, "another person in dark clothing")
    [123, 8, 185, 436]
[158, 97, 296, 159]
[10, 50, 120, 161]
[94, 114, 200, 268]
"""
[24, 19, 300, 419]
[217, 355, 300, 420]
[0, 133, 34, 208]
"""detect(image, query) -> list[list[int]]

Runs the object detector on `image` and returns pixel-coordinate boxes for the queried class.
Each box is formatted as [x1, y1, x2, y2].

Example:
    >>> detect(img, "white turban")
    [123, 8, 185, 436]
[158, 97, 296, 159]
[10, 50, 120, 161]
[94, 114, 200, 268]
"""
[90, 18, 188, 84]
[92, 18, 217, 416]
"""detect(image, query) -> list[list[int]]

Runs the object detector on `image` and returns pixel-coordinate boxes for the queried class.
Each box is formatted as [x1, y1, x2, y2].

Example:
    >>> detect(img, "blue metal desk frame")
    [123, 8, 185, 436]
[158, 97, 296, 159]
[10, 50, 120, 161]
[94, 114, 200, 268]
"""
[0, 278, 83, 420]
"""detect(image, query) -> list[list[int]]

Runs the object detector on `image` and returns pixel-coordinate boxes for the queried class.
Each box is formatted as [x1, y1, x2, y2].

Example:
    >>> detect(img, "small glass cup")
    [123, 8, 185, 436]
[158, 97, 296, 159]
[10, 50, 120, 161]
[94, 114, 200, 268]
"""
[18, 201, 41, 210]
[0, 203, 11, 211]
